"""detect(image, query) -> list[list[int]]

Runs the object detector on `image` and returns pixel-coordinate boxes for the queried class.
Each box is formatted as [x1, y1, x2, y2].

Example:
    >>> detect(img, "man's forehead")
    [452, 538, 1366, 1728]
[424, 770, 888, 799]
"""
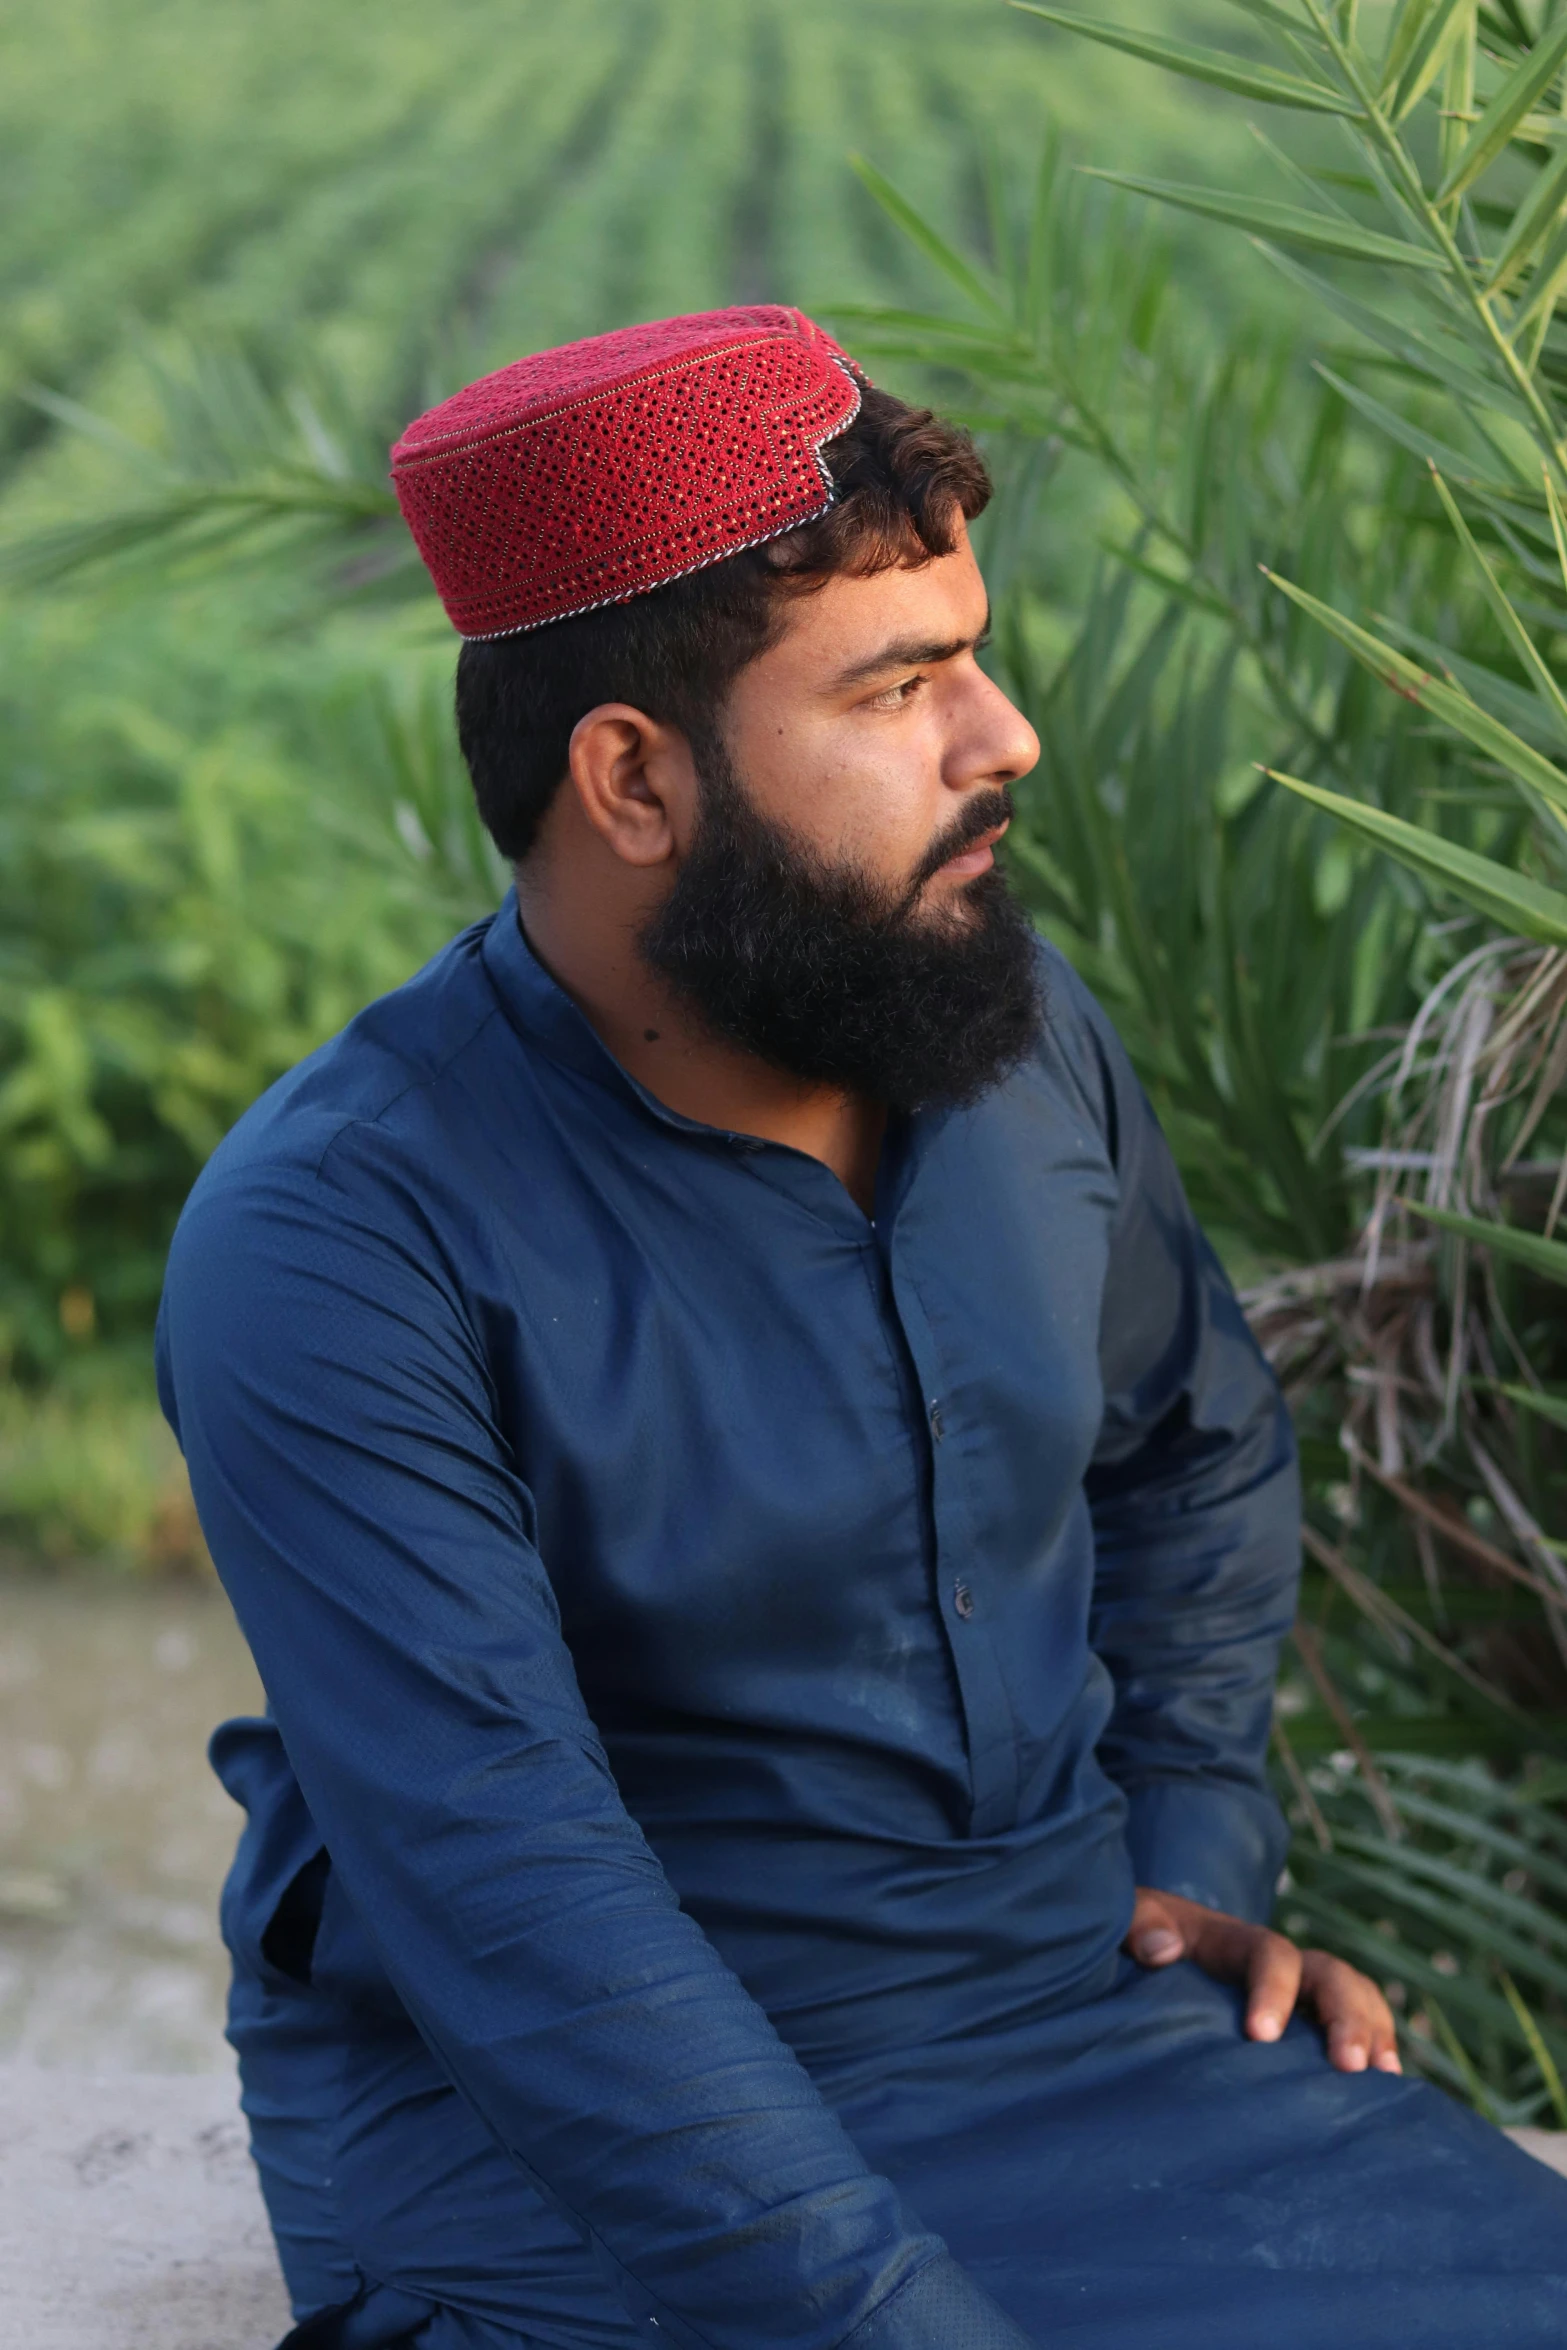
[766, 535, 991, 691]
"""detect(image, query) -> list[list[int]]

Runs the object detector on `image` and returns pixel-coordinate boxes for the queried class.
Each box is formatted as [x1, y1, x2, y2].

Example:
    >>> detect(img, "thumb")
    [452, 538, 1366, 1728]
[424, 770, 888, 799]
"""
[1124, 1889, 1186, 1969]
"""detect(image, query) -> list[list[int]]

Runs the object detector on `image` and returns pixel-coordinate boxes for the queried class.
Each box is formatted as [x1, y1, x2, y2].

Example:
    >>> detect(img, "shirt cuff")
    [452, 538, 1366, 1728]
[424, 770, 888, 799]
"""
[1122, 1775, 1288, 1924]
[837, 2254, 1034, 2350]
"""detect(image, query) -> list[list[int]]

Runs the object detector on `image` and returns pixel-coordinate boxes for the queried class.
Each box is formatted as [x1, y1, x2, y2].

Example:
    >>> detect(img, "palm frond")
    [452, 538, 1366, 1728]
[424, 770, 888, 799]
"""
[0, 335, 439, 601]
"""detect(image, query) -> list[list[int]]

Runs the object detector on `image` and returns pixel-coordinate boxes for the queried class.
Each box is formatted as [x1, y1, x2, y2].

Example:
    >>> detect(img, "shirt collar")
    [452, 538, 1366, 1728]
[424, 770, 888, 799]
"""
[480, 886, 814, 1145]
[480, 884, 935, 1233]
[481, 885, 633, 1100]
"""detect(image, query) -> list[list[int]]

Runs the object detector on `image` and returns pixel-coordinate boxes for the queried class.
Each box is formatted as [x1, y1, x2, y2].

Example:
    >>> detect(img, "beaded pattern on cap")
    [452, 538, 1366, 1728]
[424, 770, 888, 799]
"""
[391, 307, 865, 640]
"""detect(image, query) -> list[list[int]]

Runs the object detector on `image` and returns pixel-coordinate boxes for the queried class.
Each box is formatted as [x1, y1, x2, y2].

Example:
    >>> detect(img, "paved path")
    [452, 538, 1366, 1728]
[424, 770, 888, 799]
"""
[0, 2067, 290, 2350]
[3, 2064, 1567, 2350]
[0, 1580, 263, 2076]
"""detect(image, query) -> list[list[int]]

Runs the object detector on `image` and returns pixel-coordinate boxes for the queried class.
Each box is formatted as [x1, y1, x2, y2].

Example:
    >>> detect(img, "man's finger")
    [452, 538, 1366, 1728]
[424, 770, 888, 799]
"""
[1242, 1929, 1301, 2044]
[1373, 2020, 1404, 2075]
[1302, 1952, 1402, 2076]
[1124, 1889, 1187, 1967]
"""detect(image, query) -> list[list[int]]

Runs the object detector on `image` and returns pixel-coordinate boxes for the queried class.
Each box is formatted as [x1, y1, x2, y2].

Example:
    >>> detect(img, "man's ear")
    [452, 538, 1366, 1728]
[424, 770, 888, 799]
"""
[565, 703, 699, 868]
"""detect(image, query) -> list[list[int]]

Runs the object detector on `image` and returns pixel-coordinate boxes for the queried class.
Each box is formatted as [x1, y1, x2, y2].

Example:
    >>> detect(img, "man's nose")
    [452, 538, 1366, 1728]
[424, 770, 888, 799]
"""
[965, 673, 1039, 789]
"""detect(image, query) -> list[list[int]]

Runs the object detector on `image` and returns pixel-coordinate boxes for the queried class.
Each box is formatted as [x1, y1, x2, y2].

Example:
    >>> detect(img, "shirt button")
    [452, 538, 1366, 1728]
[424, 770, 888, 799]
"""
[929, 1399, 945, 1442]
[953, 1579, 975, 1621]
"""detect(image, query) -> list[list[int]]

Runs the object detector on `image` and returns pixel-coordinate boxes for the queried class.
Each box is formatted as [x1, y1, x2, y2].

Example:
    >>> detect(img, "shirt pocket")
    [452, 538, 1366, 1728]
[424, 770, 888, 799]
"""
[209, 1712, 328, 1987]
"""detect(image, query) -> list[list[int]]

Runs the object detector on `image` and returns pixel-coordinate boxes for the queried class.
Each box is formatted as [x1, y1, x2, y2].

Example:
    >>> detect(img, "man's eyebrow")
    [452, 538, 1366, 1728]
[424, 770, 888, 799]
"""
[826, 608, 993, 691]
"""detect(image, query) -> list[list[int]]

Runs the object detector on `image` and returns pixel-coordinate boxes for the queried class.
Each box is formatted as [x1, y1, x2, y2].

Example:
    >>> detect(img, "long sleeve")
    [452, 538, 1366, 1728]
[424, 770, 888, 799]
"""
[156, 1139, 1031, 2350]
[1069, 982, 1300, 1926]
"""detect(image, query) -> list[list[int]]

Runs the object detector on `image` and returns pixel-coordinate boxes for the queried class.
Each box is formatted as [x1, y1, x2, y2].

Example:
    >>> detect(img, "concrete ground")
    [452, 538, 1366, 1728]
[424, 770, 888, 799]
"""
[0, 1577, 263, 2075]
[2, 2062, 1566, 2350]
[0, 2065, 291, 2350]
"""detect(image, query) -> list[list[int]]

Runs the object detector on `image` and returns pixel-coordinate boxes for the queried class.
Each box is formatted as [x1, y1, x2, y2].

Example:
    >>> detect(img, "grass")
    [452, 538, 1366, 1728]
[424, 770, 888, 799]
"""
[0, 1351, 206, 1573]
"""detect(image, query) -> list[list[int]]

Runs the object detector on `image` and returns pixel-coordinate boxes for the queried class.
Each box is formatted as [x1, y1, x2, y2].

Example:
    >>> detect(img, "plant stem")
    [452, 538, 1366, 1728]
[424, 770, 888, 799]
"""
[1302, 0, 1567, 471]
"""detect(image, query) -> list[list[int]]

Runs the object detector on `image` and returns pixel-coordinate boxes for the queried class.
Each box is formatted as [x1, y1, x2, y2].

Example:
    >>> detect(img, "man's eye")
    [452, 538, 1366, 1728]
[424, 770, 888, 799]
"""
[867, 675, 925, 711]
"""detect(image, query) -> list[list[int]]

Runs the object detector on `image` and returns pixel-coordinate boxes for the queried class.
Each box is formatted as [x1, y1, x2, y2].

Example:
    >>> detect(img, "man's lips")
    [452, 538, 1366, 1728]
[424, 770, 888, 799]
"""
[938, 818, 1009, 878]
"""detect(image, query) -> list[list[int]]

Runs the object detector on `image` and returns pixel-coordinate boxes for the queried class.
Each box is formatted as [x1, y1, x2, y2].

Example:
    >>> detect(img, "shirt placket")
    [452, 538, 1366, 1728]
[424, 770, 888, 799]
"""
[883, 1257, 1021, 1839]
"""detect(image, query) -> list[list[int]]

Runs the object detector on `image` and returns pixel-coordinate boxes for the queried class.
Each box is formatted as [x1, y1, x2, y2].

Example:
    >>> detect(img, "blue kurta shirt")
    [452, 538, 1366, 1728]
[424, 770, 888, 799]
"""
[157, 893, 1302, 2349]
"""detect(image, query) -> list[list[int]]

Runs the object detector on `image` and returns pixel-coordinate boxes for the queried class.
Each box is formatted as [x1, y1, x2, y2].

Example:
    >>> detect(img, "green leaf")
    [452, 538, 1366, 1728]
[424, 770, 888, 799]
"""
[1380, 0, 1439, 96]
[1546, 468, 1567, 597]
[1427, 467, 1567, 748]
[1438, 20, 1478, 205]
[1410, 1203, 1567, 1285]
[1262, 568, 1567, 812]
[1009, 6, 1360, 112]
[1382, 1780, 1567, 1899]
[1079, 173, 1448, 268]
[1437, 12, 1567, 201]
[1493, 1381, 1567, 1430]
[847, 157, 1009, 323]
[1217, 0, 1328, 38]
[1383, 620, 1563, 751]
[1425, 1994, 1502, 2119]
[1312, 365, 1529, 494]
[1500, 1972, 1567, 2129]
[1508, 201, 1567, 332]
[1253, 242, 1511, 407]
[1103, 542, 1235, 622]
[1267, 773, 1567, 941]
[18, 386, 177, 482]
[1485, 145, 1567, 293]
[819, 303, 1012, 350]
[0, 477, 403, 592]
[1333, 1831, 1567, 1955]
[1314, 1846, 1567, 1997]
[1392, 0, 1473, 122]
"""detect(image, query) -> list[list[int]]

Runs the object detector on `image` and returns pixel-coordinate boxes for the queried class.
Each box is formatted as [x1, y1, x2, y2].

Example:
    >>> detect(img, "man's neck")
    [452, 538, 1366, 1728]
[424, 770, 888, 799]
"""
[515, 874, 887, 1216]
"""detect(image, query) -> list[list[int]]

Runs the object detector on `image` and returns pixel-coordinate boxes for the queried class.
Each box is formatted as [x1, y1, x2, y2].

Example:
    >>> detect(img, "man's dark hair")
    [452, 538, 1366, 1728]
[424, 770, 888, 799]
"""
[453, 388, 992, 862]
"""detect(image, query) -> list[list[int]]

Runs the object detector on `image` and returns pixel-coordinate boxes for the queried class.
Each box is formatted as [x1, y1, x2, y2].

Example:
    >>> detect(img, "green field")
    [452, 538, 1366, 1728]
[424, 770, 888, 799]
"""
[0, 0, 1256, 1554]
[2, 0, 1250, 451]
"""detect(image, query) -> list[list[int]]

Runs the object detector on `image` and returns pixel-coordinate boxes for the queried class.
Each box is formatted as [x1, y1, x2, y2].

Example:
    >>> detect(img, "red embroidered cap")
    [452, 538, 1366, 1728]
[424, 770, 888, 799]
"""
[391, 306, 866, 640]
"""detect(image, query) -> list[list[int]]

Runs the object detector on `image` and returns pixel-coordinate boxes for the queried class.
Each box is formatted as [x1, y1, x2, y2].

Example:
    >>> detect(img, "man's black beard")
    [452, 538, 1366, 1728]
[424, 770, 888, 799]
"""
[639, 737, 1044, 1112]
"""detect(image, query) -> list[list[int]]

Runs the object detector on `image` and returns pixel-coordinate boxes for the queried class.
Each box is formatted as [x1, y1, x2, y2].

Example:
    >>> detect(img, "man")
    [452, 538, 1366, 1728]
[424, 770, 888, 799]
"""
[158, 307, 1567, 2350]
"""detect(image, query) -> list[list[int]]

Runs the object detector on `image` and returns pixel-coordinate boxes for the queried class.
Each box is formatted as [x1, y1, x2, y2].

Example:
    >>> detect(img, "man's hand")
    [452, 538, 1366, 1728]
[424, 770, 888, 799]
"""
[1124, 1887, 1402, 2075]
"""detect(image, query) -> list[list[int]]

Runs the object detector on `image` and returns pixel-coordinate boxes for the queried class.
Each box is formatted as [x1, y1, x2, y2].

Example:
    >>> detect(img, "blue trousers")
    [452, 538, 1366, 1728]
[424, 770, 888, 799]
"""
[233, 1952, 1567, 2350]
